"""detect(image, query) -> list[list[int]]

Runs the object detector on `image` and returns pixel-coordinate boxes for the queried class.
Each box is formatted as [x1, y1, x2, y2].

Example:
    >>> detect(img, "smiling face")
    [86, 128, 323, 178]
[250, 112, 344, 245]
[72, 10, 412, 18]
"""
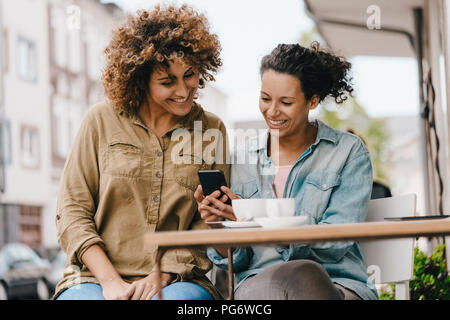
[259, 69, 319, 139]
[147, 60, 200, 117]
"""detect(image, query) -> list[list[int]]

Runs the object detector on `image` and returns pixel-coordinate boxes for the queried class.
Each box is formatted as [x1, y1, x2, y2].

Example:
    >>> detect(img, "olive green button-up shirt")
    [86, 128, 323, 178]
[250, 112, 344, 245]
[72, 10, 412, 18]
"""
[54, 101, 229, 299]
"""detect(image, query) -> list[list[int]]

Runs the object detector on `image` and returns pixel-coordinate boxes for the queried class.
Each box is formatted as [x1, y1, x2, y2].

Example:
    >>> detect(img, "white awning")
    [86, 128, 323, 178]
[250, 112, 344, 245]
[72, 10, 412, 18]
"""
[304, 0, 424, 58]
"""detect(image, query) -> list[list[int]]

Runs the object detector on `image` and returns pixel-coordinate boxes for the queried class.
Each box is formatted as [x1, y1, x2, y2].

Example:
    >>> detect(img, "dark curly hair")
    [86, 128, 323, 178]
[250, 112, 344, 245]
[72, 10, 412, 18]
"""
[260, 42, 353, 104]
[102, 4, 222, 114]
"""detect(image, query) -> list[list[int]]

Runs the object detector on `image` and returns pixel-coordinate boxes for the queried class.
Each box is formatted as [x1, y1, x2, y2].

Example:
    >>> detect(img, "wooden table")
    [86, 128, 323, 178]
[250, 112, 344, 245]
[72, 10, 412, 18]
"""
[145, 218, 450, 300]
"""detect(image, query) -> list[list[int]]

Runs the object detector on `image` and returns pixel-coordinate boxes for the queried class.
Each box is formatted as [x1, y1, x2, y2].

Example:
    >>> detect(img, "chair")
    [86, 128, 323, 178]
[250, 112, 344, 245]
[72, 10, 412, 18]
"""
[360, 194, 416, 300]
[371, 181, 392, 199]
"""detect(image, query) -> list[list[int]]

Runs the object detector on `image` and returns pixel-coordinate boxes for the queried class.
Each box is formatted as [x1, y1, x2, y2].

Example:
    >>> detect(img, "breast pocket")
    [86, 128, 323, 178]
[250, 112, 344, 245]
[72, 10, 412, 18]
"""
[104, 141, 143, 178]
[175, 154, 211, 191]
[302, 172, 341, 220]
[232, 180, 259, 199]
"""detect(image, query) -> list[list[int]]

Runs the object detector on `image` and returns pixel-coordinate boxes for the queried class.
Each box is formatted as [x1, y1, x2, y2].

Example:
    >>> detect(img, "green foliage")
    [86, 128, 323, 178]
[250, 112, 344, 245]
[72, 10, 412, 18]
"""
[379, 283, 395, 300]
[379, 244, 450, 300]
[410, 244, 450, 300]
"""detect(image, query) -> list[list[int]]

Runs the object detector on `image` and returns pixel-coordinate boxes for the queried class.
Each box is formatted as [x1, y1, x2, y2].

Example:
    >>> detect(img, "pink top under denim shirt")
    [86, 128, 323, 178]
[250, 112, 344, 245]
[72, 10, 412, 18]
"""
[273, 166, 292, 198]
[207, 119, 378, 300]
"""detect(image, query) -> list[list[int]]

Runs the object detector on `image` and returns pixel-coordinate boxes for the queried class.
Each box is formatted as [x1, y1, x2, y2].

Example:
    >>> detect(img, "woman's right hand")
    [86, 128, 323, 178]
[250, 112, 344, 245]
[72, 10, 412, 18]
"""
[81, 245, 134, 300]
[194, 185, 239, 222]
[101, 277, 135, 300]
[194, 185, 223, 222]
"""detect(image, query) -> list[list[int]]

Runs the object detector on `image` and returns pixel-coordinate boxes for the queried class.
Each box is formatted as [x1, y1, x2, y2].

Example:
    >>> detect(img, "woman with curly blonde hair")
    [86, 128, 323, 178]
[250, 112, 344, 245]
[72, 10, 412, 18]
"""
[54, 4, 228, 300]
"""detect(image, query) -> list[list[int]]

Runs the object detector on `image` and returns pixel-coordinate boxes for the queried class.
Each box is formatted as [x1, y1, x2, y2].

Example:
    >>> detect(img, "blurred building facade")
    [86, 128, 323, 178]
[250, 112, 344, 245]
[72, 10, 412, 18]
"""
[0, 0, 122, 249]
[0, 0, 230, 251]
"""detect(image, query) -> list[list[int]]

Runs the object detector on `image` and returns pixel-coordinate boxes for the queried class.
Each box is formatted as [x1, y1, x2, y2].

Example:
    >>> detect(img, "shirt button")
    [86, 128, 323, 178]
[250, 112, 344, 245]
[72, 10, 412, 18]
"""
[157, 151, 163, 157]
[153, 196, 159, 202]
[322, 184, 327, 189]
[156, 172, 162, 178]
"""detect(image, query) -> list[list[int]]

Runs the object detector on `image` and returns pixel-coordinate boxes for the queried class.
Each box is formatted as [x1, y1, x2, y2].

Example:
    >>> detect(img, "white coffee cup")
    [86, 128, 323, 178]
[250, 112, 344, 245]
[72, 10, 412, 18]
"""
[232, 199, 267, 221]
[265, 198, 296, 218]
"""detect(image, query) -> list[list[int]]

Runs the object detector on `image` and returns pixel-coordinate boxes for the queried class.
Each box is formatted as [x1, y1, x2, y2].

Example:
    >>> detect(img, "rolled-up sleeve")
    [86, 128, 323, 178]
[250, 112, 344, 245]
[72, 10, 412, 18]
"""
[153, 247, 212, 281]
[276, 151, 373, 264]
[56, 110, 105, 267]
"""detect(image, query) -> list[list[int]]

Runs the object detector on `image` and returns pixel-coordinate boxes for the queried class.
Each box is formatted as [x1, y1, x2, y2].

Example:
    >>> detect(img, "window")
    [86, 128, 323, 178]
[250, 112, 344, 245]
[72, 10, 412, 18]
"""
[53, 97, 70, 158]
[51, 5, 82, 72]
[69, 101, 82, 142]
[0, 119, 12, 165]
[88, 84, 103, 106]
[0, 30, 5, 107]
[19, 206, 42, 248]
[68, 28, 82, 73]
[20, 125, 40, 169]
[86, 26, 105, 80]
[56, 74, 69, 96]
[53, 96, 82, 159]
[51, 7, 67, 68]
[17, 36, 37, 82]
[1, 29, 8, 74]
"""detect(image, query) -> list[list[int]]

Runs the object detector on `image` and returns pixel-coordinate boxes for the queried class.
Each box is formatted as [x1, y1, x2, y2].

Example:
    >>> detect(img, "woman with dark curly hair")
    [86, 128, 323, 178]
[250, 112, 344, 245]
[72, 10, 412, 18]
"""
[195, 43, 379, 300]
[55, 4, 228, 300]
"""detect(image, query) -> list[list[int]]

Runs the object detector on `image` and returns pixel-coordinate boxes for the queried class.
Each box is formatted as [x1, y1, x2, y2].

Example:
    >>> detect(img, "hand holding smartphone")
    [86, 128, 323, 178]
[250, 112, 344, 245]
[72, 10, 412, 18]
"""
[197, 170, 231, 205]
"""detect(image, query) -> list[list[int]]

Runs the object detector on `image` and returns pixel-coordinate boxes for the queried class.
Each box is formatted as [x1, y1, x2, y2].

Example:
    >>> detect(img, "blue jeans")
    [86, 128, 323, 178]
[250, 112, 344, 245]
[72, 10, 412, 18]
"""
[56, 282, 213, 300]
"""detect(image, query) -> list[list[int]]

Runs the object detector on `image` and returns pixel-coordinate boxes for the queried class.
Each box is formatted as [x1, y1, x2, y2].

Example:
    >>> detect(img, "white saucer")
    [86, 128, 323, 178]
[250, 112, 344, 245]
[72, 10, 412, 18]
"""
[206, 221, 261, 228]
[223, 221, 261, 228]
[254, 216, 307, 229]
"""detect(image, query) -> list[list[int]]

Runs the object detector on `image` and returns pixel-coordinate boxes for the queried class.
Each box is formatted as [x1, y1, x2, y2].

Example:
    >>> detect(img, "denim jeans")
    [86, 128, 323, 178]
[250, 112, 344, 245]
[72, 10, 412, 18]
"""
[56, 282, 213, 300]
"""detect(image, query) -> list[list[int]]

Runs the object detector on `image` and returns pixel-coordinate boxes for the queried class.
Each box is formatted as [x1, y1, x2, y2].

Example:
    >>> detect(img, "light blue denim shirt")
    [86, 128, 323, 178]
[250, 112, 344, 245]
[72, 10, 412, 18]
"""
[207, 119, 379, 300]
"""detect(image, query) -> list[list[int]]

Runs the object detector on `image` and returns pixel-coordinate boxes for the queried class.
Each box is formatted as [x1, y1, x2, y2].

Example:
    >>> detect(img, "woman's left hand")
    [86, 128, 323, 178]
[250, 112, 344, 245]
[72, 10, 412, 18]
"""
[129, 272, 175, 300]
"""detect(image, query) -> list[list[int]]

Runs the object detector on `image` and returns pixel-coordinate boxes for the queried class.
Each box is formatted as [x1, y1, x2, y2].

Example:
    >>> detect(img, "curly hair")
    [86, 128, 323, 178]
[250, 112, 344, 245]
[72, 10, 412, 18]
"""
[260, 42, 353, 104]
[102, 4, 222, 114]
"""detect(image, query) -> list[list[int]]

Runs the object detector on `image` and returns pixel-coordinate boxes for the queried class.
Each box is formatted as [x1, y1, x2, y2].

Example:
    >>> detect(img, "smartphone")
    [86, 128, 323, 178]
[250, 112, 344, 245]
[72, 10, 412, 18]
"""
[198, 170, 231, 205]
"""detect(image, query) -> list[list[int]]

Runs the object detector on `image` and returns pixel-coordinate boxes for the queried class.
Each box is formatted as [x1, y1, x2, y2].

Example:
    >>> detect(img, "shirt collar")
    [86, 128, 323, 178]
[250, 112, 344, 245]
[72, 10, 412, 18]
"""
[118, 101, 208, 133]
[313, 119, 339, 146]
